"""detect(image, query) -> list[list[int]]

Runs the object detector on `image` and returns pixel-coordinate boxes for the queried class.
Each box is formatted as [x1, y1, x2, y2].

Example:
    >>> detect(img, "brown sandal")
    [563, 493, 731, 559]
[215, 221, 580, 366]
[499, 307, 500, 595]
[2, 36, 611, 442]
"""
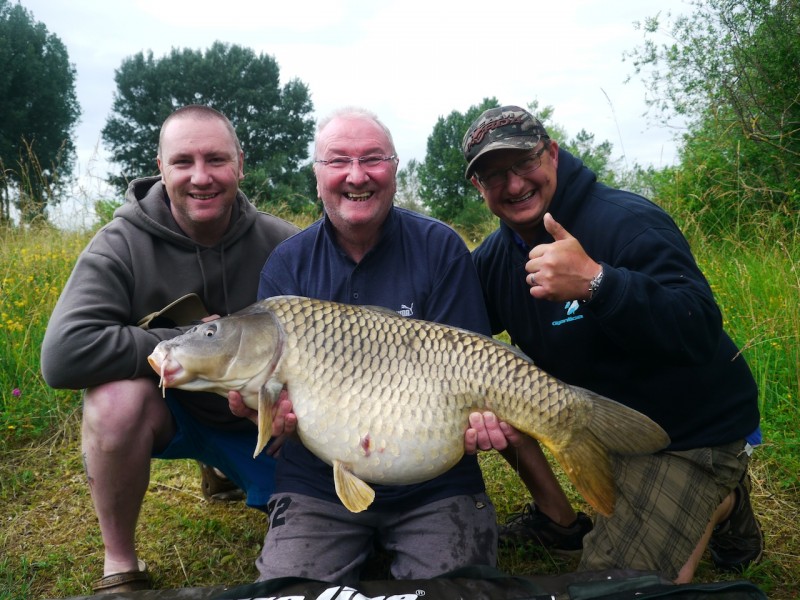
[92, 559, 151, 594]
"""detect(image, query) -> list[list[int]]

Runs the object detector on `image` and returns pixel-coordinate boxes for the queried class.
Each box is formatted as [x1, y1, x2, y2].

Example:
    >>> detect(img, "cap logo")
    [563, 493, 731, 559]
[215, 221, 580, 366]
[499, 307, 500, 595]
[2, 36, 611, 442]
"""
[465, 114, 525, 153]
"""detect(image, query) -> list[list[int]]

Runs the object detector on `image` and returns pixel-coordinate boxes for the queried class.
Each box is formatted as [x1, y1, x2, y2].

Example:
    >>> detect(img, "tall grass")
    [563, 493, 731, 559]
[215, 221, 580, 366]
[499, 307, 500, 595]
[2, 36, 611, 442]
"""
[0, 211, 798, 599]
[695, 234, 800, 492]
[0, 226, 89, 443]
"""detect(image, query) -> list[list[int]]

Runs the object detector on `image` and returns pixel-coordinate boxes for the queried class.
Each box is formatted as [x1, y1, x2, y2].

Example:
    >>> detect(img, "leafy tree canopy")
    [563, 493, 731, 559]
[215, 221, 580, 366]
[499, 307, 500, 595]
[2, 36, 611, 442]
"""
[417, 97, 499, 227]
[101, 41, 315, 206]
[0, 0, 80, 222]
[626, 0, 800, 223]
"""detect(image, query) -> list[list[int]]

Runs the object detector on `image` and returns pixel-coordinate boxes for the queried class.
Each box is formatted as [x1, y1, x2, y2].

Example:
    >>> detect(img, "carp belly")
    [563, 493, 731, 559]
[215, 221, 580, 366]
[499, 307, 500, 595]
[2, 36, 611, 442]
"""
[293, 394, 469, 486]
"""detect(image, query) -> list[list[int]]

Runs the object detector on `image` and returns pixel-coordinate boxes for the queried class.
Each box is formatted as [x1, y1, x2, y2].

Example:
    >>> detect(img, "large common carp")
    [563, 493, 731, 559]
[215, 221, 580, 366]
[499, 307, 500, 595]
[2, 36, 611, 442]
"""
[148, 295, 669, 515]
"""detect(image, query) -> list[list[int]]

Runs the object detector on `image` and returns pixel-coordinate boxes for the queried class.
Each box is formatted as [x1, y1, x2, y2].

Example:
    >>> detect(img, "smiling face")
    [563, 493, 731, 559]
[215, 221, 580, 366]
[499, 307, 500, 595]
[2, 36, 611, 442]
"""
[313, 115, 398, 250]
[470, 140, 560, 245]
[157, 112, 244, 246]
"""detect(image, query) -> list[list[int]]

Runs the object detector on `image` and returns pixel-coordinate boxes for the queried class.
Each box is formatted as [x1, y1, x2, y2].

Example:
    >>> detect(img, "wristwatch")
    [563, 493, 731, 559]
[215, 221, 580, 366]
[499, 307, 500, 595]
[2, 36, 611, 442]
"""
[581, 266, 604, 304]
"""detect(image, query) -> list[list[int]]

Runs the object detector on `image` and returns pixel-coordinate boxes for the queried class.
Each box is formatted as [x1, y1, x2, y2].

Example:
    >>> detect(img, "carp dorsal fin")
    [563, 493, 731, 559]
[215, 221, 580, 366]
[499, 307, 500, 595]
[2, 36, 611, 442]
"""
[493, 337, 536, 363]
[230, 299, 274, 317]
[361, 304, 400, 317]
[333, 459, 375, 513]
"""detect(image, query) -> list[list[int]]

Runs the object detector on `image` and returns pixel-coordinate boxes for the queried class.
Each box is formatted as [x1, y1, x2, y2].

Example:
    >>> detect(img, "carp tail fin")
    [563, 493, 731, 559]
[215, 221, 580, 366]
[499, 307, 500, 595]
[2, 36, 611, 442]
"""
[548, 390, 670, 517]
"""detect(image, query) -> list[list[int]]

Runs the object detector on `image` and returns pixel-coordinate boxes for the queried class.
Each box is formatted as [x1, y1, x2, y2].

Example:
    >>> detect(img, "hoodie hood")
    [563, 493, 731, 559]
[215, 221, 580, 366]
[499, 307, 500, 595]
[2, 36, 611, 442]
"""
[547, 149, 597, 227]
[115, 175, 256, 251]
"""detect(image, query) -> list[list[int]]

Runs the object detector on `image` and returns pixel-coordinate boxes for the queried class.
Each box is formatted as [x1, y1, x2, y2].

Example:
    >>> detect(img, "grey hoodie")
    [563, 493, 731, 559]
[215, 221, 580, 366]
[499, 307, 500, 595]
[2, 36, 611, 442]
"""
[41, 176, 299, 426]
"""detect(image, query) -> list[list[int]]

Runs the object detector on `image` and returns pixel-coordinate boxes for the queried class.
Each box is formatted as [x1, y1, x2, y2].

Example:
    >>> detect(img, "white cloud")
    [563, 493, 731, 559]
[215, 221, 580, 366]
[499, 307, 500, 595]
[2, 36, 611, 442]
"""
[133, 0, 356, 31]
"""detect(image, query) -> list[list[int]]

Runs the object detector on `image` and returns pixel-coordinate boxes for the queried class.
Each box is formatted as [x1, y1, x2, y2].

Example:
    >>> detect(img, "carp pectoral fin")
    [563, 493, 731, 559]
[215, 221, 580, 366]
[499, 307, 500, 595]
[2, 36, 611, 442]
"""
[333, 459, 375, 513]
[252, 386, 273, 458]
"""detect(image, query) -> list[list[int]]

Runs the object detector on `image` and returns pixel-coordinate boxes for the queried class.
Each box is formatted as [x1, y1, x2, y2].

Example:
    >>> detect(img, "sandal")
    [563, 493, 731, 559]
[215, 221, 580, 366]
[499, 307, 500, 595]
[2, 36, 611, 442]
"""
[92, 559, 151, 594]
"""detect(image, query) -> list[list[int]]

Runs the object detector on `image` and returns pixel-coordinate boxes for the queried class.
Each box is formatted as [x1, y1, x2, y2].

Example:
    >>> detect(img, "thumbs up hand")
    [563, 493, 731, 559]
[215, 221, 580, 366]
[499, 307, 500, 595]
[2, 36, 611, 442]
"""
[525, 213, 602, 302]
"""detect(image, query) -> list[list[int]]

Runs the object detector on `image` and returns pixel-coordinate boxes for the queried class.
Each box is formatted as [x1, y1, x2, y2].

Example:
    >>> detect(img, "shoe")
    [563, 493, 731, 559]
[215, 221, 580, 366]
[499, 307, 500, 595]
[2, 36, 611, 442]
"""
[92, 559, 151, 594]
[198, 461, 246, 502]
[498, 503, 593, 555]
[708, 472, 764, 572]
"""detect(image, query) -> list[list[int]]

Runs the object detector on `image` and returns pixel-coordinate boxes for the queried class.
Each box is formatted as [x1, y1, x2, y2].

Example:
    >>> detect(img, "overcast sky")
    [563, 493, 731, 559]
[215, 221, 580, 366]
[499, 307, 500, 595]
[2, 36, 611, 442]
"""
[18, 0, 688, 226]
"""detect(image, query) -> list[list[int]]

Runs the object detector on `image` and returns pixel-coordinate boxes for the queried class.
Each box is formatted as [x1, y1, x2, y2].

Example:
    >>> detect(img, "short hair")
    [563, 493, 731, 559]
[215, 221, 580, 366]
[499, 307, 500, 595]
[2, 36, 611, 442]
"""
[157, 104, 242, 158]
[313, 106, 396, 160]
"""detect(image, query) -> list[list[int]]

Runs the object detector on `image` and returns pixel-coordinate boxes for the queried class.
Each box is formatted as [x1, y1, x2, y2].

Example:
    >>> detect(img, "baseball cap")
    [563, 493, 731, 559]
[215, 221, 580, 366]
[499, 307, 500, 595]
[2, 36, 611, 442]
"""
[462, 105, 549, 178]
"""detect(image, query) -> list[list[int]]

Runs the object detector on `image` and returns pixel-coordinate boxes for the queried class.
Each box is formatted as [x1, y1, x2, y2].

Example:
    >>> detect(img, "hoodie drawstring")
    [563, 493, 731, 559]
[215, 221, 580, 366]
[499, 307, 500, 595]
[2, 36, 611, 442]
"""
[220, 244, 231, 316]
[195, 246, 210, 310]
[195, 244, 232, 317]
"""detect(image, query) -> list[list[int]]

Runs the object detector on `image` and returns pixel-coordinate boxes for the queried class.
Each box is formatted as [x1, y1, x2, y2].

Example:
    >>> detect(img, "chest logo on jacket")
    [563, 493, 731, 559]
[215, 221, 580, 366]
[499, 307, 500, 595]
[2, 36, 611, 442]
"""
[552, 300, 584, 327]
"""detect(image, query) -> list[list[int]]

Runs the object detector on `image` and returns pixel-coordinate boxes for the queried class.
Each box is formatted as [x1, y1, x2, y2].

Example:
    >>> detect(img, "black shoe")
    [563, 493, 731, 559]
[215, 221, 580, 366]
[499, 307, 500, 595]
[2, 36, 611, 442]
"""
[708, 472, 764, 572]
[198, 461, 246, 502]
[498, 503, 593, 555]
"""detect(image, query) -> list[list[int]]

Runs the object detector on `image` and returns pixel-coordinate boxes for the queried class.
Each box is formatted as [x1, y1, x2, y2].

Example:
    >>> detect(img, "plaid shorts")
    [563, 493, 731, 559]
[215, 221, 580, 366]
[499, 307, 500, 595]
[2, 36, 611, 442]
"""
[578, 440, 749, 579]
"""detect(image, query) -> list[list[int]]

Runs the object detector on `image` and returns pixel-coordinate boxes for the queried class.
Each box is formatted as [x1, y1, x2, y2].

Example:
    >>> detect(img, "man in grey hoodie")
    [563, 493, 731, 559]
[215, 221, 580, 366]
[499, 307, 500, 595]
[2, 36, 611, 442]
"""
[41, 105, 298, 593]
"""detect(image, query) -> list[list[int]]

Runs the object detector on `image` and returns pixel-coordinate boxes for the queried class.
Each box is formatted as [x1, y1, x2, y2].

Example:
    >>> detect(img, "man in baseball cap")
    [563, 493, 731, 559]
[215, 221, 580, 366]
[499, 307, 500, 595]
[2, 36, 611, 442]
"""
[463, 105, 762, 583]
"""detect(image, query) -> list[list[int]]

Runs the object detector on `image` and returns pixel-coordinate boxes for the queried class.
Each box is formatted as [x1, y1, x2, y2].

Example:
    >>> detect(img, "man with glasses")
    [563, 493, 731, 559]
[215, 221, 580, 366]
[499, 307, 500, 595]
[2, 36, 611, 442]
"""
[230, 106, 498, 585]
[461, 106, 762, 583]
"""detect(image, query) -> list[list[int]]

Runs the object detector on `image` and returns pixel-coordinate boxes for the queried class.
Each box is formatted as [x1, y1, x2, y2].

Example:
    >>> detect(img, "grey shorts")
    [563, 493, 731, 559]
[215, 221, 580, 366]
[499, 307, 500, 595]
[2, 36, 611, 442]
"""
[256, 492, 497, 586]
[579, 440, 749, 579]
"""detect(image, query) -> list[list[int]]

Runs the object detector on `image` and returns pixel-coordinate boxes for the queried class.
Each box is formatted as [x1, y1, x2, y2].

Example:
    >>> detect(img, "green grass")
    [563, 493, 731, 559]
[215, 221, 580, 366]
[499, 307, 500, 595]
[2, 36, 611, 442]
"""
[0, 218, 797, 599]
[0, 226, 88, 442]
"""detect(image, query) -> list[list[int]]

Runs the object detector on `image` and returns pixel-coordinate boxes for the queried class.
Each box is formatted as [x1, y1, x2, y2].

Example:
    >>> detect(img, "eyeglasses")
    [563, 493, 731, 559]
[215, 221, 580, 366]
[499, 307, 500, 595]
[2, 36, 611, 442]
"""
[475, 147, 547, 190]
[314, 154, 397, 170]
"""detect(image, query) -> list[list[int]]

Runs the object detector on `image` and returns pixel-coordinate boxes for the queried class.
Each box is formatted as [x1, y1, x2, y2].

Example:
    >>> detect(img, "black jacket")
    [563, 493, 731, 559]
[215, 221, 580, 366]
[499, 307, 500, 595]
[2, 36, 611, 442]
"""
[473, 150, 759, 449]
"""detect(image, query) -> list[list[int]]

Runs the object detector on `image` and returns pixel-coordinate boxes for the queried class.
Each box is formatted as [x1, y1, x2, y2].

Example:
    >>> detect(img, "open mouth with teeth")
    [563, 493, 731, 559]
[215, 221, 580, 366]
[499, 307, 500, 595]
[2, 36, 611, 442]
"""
[190, 192, 218, 200]
[345, 192, 372, 202]
[509, 190, 536, 204]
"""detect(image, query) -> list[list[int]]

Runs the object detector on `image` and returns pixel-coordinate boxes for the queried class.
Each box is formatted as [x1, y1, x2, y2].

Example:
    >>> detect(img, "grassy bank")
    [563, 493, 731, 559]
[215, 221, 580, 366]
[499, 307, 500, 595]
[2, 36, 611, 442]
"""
[0, 220, 797, 599]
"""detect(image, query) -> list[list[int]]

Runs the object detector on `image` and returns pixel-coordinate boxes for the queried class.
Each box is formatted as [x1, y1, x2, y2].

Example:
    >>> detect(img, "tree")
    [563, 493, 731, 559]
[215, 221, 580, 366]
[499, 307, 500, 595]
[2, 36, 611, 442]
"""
[626, 0, 800, 223]
[562, 129, 619, 188]
[395, 158, 425, 213]
[101, 42, 315, 205]
[418, 98, 499, 227]
[0, 0, 80, 223]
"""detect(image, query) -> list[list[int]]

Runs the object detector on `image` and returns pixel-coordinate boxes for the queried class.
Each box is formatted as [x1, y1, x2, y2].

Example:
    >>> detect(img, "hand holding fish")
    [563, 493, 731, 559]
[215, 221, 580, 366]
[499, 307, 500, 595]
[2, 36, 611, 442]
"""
[465, 411, 523, 454]
[228, 390, 256, 422]
[526, 213, 601, 302]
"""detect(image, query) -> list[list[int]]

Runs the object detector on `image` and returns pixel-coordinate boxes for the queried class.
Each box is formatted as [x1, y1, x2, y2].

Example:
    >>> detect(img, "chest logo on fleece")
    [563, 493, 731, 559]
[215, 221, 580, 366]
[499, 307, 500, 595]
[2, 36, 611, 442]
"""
[552, 300, 584, 327]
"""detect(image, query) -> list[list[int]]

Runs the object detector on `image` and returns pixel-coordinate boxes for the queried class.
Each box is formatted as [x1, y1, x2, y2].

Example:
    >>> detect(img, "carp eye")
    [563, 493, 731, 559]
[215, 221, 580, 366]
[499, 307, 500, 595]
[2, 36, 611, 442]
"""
[204, 323, 217, 337]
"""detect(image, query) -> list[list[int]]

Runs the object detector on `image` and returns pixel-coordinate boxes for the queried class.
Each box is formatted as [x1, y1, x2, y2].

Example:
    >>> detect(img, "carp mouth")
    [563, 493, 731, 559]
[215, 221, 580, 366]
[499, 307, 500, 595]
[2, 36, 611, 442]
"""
[147, 349, 188, 392]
